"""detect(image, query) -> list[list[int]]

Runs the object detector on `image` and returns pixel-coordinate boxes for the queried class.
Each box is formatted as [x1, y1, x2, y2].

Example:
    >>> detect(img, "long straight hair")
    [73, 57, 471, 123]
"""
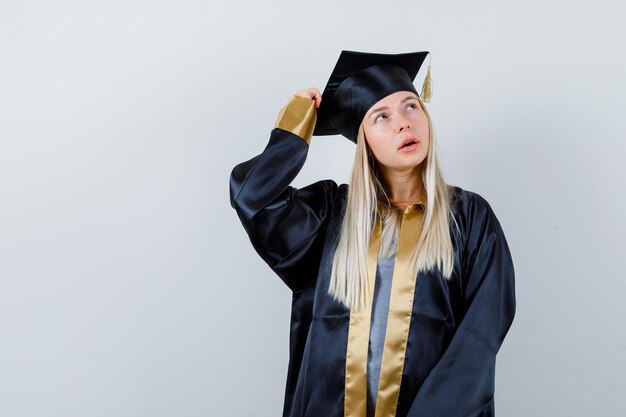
[328, 97, 459, 311]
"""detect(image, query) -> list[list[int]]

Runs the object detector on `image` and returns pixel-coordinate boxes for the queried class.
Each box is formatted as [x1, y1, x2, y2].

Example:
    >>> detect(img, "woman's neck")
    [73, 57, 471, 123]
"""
[381, 166, 425, 210]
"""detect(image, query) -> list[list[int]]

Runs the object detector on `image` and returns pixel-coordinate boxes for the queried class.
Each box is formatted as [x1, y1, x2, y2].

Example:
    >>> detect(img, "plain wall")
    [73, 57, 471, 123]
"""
[1, 0, 625, 416]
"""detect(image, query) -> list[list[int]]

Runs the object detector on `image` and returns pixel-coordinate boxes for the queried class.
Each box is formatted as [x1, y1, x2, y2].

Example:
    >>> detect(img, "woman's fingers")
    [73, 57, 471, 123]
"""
[294, 88, 322, 108]
[312, 88, 321, 108]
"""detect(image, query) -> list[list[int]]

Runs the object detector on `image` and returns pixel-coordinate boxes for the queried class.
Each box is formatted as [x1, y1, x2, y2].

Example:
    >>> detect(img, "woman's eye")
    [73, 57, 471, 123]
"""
[375, 114, 387, 123]
[406, 103, 416, 110]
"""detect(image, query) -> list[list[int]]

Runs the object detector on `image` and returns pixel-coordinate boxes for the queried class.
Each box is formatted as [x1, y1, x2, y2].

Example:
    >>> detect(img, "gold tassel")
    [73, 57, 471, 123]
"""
[420, 55, 432, 103]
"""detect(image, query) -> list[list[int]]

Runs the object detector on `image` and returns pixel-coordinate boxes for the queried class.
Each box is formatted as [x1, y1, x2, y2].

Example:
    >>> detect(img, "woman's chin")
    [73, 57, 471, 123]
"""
[396, 156, 426, 170]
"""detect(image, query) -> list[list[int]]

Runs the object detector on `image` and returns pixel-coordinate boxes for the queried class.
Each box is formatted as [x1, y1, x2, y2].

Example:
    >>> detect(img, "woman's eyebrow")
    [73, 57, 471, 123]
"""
[368, 96, 418, 119]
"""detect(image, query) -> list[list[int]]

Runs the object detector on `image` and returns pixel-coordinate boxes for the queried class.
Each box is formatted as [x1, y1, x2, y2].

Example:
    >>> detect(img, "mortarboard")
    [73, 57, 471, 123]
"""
[313, 50, 431, 144]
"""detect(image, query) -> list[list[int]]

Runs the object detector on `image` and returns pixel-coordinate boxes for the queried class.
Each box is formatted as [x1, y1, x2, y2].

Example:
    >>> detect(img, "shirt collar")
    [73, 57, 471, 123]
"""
[403, 197, 427, 214]
[376, 196, 427, 216]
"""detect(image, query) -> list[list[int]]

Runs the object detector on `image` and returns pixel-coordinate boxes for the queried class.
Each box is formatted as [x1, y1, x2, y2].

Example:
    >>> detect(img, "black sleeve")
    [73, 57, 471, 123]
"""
[229, 95, 339, 292]
[406, 192, 516, 417]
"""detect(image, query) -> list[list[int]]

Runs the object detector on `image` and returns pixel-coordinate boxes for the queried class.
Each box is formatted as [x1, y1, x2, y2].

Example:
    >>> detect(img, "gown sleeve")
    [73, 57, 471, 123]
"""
[229, 95, 339, 293]
[406, 193, 516, 417]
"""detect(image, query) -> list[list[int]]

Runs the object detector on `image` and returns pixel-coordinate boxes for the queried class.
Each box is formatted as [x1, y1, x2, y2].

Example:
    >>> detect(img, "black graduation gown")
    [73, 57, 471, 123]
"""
[229, 96, 516, 417]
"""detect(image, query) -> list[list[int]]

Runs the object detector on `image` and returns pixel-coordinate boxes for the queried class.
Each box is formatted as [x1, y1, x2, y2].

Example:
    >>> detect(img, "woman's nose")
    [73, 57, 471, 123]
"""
[395, 116, 410, 133]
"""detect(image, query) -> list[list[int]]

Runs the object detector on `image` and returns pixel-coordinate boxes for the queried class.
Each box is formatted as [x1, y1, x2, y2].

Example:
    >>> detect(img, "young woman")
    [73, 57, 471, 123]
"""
[229, 50, 516, 417]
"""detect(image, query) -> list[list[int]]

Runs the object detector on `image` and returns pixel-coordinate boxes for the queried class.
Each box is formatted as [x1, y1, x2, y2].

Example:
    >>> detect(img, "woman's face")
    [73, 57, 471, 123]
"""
[362, 91, 430, 173]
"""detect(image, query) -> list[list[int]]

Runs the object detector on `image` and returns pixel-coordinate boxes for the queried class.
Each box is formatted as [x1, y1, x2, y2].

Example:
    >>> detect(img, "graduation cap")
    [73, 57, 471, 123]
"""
[313, 50, 432, 144]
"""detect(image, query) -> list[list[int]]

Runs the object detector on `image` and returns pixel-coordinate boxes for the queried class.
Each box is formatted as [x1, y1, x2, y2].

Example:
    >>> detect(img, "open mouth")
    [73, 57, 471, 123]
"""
[399, 137, 418, 150]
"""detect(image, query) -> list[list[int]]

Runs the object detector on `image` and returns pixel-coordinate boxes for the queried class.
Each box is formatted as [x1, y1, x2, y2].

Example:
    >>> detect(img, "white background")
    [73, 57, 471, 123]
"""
[1, 1, 625, 416]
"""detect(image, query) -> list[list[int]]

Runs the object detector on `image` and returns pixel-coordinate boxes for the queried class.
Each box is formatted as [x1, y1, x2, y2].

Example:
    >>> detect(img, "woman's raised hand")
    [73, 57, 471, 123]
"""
[294, 88, 322, 109]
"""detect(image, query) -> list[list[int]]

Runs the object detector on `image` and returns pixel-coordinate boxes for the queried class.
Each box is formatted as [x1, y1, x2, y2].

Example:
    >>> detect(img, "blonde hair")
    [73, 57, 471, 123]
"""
[328, 97, 459, 311]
